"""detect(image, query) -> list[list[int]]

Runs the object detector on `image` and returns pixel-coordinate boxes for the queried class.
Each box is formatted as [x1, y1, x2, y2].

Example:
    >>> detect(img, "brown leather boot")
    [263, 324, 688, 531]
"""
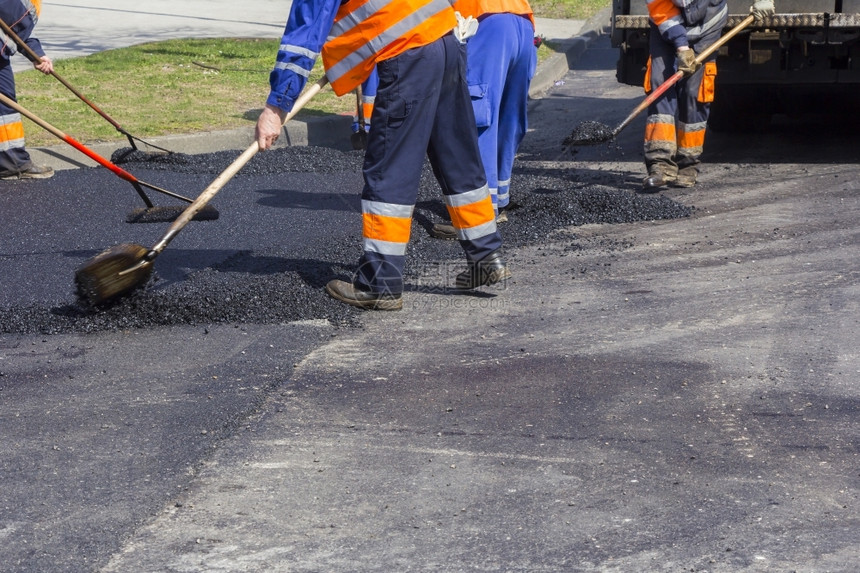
[325, 280, 402, 310]
[671, 166, 698, 188]
[641, 164, 677, 193]
[1, 164, 54, 180]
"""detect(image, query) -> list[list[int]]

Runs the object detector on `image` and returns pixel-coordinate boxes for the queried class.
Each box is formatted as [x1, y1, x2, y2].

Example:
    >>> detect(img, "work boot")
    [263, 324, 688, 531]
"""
[0, 164, 54, 180]
[325, 279, 402, 311]
[671, 166, 698, 188]
[641, 164, 677, 193]
[431, 209, 508, 240]
[430, 222, 457, 240]
[455, 250, 511, 290]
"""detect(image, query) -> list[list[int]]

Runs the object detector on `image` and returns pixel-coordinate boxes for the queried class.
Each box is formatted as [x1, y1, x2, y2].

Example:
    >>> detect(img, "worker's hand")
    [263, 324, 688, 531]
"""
[34, 55, 53, 75]
[255, 104, 286, 151]
[750, 0, 775, 24]
[676, 47, 700, 76]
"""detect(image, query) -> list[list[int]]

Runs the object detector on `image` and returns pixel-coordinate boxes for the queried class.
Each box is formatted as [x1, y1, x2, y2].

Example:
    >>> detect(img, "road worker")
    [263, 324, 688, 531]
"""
[641, 0, 774, 192]
[255, 0, 510, 311]
[431, 0, 536, 239]
[0, 0, 54, 180]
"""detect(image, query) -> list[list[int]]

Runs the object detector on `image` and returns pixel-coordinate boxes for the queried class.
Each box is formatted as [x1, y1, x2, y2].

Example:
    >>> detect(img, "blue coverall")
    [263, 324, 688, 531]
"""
[466, 13, 535, 213]
[352, 67, 378, 135]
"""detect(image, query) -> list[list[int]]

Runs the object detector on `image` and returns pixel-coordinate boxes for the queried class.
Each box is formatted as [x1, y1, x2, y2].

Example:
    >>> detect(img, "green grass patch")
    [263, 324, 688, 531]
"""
[16, 1, 609, 148]
[17, 37, 341, 147]
[530, 0, 608, 19]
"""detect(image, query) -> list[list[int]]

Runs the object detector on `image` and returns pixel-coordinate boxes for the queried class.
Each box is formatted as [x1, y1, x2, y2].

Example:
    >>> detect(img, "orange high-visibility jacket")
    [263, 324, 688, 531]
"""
[646, 0, 686, 49]
[322, 0, 458, 96]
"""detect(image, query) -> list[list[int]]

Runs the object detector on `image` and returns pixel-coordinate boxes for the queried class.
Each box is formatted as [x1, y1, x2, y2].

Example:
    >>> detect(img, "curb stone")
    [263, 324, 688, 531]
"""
[529, 6, 611, 98]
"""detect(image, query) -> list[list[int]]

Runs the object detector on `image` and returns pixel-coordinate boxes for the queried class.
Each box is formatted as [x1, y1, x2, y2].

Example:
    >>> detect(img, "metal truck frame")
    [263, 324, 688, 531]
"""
[610, 1, 860, 130]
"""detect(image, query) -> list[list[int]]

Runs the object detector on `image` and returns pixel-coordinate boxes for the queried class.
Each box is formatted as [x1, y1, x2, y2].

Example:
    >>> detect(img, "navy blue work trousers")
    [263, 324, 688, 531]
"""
[356, 33, 502, 295]
[0, 59, 33, 175]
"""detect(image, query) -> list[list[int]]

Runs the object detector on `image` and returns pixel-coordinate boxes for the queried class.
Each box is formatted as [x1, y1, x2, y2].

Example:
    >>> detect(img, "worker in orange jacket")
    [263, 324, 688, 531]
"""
[456, 0, 535, 219]
[641, 0, 774, 192]
[0, 0, 54, 180]
[255, 0, 509, 310]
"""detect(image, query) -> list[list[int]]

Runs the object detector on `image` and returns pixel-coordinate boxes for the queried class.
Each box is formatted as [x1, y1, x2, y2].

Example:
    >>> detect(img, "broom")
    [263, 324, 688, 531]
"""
[74, 76, 329, 306]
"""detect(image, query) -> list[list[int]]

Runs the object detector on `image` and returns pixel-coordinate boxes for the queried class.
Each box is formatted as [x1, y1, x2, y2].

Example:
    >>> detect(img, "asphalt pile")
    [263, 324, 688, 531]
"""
[562, 120, 616, 147]
[1, 146, 691, 335]
[112, 146, 365, 174]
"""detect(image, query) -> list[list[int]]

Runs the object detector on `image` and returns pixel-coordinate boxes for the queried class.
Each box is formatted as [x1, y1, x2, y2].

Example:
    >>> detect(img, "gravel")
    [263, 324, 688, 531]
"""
[562, 120, 616, 147]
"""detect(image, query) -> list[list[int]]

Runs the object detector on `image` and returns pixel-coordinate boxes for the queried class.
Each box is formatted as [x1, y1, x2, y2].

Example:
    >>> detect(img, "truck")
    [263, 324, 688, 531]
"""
[610, 1, 860, 130]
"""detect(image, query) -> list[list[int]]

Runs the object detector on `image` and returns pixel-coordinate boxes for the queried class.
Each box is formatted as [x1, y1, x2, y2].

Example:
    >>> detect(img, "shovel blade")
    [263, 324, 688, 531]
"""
[563, 121, 617, 147]
[350, 130, 368, 150]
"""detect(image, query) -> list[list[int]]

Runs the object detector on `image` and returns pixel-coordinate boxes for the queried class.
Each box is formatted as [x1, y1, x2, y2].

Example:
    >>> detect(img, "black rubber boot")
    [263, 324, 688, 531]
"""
[455, 250, 511, 290]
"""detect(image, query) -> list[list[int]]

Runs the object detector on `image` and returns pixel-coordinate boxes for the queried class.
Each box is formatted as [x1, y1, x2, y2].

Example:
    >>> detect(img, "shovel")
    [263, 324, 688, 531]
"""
[350, 85, 368, 150]
[74, 76, 330, 306]
[564, 14, 756, 146]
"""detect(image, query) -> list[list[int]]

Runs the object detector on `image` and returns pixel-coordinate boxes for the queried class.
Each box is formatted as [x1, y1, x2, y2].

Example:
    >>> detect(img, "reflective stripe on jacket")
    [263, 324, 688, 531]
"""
[683, 1, 728, 45]
[647, 0, 686, 49]
[322, 0, 457, 96]
[648, 0, 728, 50]
[451, 0, 534, 26]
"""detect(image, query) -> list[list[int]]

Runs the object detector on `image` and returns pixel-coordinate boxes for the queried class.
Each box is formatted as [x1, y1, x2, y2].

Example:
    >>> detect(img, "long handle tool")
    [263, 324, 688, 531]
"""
[74, 76, 329, 306]
[0, 16, 173, 156]
[564, 14, 756, 146]
[0, 92, 217, 223]
[350, 85, 368, 150]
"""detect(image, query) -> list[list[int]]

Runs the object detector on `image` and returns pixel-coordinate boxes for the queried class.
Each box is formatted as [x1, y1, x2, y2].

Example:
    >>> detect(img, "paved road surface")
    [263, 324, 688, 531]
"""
[1, 11, 858, 573]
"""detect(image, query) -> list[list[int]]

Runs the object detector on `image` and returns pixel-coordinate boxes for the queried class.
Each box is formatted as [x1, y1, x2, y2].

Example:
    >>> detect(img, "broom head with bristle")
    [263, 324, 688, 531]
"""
[75, 243, 154, 306]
